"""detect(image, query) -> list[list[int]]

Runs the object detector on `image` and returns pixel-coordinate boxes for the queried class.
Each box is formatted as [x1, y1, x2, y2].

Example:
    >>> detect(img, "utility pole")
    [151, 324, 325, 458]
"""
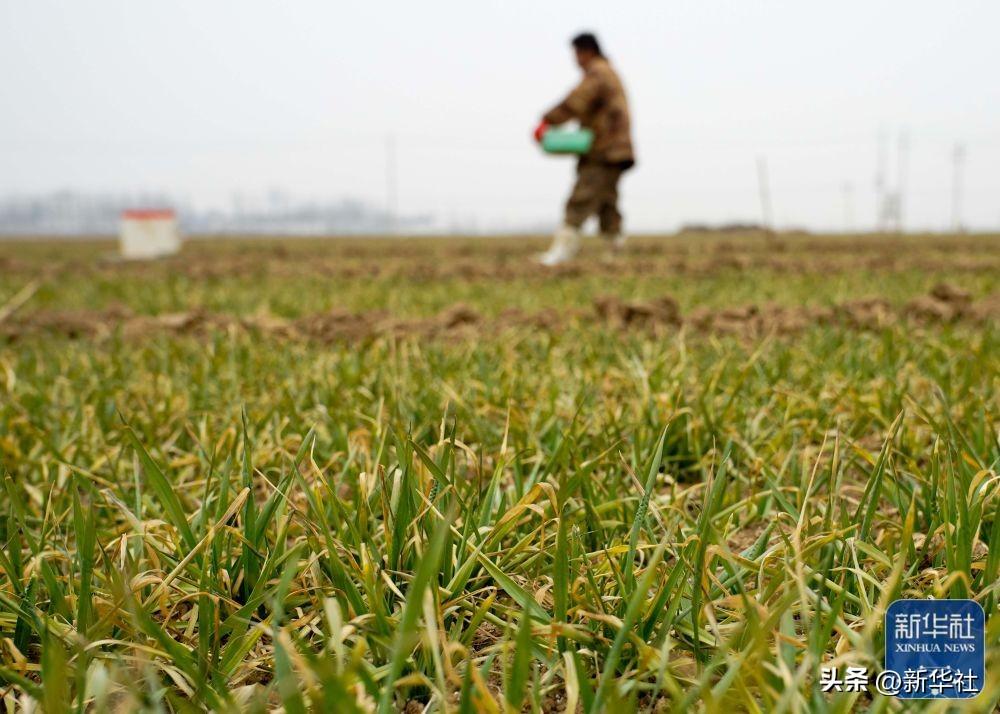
[875, 128, 887, 231]
[385, 133, 397, 235]
[842, 181, 854, 233]
[951, 142, 965, 233]
[896, 129, 909, 233]
[756, 156, 773, 231]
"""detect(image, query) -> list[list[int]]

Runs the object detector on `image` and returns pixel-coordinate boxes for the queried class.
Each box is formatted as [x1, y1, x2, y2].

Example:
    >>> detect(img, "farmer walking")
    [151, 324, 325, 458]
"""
[535, 33, 635, 266]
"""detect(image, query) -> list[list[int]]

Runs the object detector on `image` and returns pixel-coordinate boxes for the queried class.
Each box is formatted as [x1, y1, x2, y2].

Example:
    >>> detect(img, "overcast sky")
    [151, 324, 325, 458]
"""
[2, 1, 998, 232]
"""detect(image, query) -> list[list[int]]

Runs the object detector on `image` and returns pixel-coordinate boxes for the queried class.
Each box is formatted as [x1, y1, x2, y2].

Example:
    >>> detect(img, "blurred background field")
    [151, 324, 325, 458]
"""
[3, 232, 999, 317]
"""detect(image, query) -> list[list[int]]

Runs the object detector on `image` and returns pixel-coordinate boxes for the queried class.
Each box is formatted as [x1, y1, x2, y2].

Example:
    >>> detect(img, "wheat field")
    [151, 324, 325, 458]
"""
[1, 232, 998, 712]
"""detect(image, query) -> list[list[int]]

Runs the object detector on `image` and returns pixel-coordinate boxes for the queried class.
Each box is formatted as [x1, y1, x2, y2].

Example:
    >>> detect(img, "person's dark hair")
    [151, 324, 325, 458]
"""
[571, 33, 603, 57]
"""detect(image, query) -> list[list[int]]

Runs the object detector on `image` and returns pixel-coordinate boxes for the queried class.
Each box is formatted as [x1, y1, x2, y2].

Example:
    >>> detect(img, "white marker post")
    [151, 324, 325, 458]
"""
[119, 209, 181, 259]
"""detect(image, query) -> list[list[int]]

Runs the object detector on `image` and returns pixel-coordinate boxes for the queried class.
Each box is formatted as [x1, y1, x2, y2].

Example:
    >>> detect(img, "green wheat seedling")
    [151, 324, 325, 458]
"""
[1, 234, 998, 711]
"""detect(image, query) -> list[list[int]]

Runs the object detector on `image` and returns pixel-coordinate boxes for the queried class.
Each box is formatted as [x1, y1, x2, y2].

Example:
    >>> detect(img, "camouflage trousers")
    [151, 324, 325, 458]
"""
[564, 158, 626, 235]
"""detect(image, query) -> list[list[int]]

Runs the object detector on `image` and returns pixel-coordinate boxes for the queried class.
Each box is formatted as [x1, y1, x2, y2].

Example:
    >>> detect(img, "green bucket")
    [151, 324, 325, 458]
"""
[541, 127, 594, 155]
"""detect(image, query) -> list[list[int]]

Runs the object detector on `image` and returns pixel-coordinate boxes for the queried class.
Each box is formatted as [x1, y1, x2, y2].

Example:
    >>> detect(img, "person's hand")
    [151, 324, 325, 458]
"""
[533, 120, 549, 143]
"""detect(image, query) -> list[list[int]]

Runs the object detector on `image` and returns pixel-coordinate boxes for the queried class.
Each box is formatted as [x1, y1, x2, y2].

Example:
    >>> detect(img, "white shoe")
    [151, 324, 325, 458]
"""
[606, 232, 627, 252]
[538, 224, 581, 266]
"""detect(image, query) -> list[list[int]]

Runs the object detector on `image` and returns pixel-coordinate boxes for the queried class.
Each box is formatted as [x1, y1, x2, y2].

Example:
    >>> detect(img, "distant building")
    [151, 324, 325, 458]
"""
[0, 191, 434, 236]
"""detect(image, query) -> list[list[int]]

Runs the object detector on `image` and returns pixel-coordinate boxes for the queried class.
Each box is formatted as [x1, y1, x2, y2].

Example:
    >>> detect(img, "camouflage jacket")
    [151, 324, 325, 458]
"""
[543, 57, 634, 167]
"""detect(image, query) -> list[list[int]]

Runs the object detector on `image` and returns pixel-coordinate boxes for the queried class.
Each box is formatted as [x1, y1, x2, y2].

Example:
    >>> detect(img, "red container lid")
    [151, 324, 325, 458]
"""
[121, 209, 175, 220]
